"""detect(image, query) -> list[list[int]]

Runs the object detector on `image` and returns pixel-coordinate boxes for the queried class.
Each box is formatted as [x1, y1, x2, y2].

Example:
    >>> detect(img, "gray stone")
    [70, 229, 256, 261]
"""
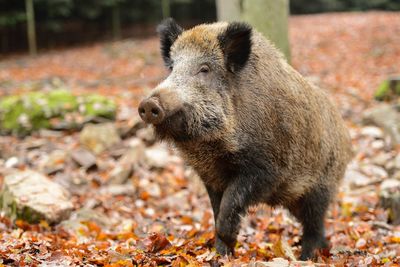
[379, 179, 400, 224]
[394, 154, 400, 169]
[108, 139, 145, 184]
[136, 126, 156, 146]
[362, 104, 400, 146]
[0, 170, 73, 224]
[71, 148, 97, 169]
[360, 126, 384, 139]
[344, 169, 371, 188]
[144, 144, 170, 169]
[99, 184, 135, 196]
[371, 153, 392, 167]
[80, 123, 121, 154]
[60, 208, 111, 235]
[39, 150, 68, 175]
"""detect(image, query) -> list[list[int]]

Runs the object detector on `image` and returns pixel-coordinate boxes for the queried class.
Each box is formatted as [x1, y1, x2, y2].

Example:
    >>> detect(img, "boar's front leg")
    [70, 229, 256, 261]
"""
[214, 175, 261, 256]
[205, 185, 232, 255]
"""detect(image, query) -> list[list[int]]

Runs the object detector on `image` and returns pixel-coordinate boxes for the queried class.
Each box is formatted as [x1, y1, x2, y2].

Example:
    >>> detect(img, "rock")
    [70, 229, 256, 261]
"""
[379, 179, 400, 224]
[344, 170, 372, 188]
[118, 116, 145, 139]
[0, 170, 73, 224]
[99, 184, 135, 196]
[108, 165, 132, 185]
[80, 123, 121, 154]
[392, 170, 400, 180]
[60, 208, 111, 235]
[360, 126, 384, 139]
[5, 157, 19, 168]
[394, 154, 400, 170]
[71, 148, 97, 169]
[144, 144, 170, 169]
[136, 126, 156, 146]
[39, 149, 67, 175]
[371, 153, 392, 167]
[250, 258, 289, 267]
[355, 238, 367, 249]
[374, 77, 400, 101]
[362, 104, 400, 146]
[272, 239, 296, 261]
[108, 139, 145, 184]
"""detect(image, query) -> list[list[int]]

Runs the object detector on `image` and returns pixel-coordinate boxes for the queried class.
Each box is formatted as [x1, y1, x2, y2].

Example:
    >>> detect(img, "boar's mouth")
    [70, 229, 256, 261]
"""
[153, 109, 192, 142]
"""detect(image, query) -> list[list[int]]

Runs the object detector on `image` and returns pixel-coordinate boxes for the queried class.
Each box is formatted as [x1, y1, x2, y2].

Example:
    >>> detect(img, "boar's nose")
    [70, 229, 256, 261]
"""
[138, 97, 165, 125]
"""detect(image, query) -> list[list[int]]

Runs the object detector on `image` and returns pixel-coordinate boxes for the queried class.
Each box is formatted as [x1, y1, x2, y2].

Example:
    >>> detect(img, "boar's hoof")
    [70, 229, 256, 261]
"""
[215, 236, 234, 256]
[138, 98, 165, 125]
[299, 238, 329, 261]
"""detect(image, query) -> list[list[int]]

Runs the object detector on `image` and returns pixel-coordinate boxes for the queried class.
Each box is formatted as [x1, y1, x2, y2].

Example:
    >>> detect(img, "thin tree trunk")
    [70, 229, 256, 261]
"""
[216, 0, 290, 61]
[25, 0, 37, 56]
[112, 4, 121, 40]
[161, 0, 171, 18]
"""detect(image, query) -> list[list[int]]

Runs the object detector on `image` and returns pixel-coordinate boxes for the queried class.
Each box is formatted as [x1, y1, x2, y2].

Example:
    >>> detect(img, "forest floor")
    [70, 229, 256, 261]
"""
[0, 12, 400, 266]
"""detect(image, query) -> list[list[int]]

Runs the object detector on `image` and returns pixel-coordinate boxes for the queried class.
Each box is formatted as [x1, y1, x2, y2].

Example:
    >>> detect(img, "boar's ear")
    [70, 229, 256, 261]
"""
[157, 18, 183, 68]
[218, 22, 252, 72]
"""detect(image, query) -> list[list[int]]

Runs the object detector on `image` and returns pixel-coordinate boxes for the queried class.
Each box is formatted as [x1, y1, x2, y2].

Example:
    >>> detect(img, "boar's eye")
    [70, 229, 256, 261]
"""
[198, 65, 210, 75]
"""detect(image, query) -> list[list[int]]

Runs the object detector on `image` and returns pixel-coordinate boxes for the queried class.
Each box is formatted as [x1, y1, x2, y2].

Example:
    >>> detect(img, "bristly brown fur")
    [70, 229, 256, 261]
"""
[148, 19, 353, 261]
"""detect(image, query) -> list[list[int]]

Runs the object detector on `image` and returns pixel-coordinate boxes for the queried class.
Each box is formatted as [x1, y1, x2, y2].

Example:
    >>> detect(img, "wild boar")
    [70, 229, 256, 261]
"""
[138, 18, 352, 260]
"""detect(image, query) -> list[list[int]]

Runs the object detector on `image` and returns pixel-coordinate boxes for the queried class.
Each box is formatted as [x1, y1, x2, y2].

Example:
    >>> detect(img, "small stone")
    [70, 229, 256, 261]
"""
[344, 170, 371, 188]
[108, 165, 132, 185]
[108, 140, 145, 184]
[100, 184, 135, 196]
[5, 157, 19, 168]
[261, 258, 289, 267]
[371, 153, 392, 167]
[136, 126, 156, 145]
[60, 208, 112, 235]
[144, 144, 170, 169]
[0, 170, 73, 224]
[360, 126, 384, 139]
[394, 154, 400, 169]
[147, 182, 161, 198]
[118, 116, 145, 139]
[71, 148, 97, 169]
[379, 179, 400, 224]
[392, 170, 400, 180]
[355, 238, 367, 249]
[80, 123, 121, 154]
[39, 150, 67, 175]
[360, 164, 388, 179]
[371, 140, 385, 149]
[362, 104, 400, 147]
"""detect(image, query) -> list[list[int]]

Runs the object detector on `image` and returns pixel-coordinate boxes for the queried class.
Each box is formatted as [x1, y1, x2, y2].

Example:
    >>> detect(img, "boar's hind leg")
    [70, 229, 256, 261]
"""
[215, 176, 259, 256]
[290, 186, 330, 261]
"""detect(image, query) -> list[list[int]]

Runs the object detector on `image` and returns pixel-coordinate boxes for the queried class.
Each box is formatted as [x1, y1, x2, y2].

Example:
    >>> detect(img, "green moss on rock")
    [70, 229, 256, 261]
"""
[375, 78, 400, 101]
[0, 89, 117, 135]
[78, 94, 116, 119]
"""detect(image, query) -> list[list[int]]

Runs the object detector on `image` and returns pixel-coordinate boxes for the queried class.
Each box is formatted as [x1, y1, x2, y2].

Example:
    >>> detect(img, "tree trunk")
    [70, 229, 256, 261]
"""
[161, 0, 171, 18]
[25, 0, 37, 56]
[112, 4, 121, 40]
[216, 0, 290, 61]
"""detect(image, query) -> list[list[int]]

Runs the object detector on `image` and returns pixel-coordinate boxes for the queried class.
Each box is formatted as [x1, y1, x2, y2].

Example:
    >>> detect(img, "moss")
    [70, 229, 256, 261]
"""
[375, 80, 391, 101]
[375, 79, 400, 101]
[0, 89, 117, 135]
[78, 94, 116, 119]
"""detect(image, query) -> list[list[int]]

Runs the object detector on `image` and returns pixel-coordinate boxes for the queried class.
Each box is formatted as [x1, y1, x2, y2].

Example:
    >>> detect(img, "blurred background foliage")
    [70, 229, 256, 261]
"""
[0, 0, 399, 54]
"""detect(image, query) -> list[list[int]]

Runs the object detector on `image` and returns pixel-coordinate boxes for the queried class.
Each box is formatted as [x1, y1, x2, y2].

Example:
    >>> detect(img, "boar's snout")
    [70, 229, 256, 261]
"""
[138, 97, 165, 125]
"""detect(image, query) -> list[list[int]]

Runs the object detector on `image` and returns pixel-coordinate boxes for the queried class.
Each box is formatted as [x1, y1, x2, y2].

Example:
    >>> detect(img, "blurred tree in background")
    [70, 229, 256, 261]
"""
[0, 0, 216, 55]
[290, 0, 400, 14]
[0, 0, 399, 55]
[217, 0, 290, 61]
